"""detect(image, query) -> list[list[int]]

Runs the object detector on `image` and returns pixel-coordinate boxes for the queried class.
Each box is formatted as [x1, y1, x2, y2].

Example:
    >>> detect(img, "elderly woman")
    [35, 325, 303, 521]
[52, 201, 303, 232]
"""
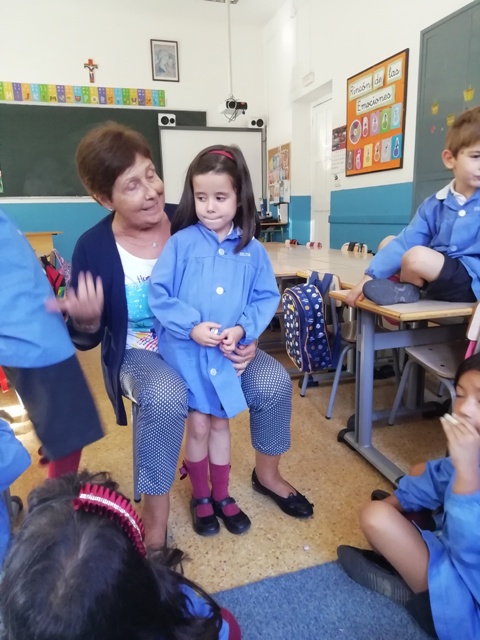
[57, 123, 312, 549]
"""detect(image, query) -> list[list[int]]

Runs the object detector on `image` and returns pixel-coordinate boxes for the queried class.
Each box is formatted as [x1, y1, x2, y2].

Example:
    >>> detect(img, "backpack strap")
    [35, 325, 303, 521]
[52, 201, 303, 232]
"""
[309, 271, 343, 368]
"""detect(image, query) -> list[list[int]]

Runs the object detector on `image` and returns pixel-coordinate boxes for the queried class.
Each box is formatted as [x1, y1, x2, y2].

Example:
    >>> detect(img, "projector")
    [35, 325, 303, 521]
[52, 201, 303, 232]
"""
[219, 99, 248, 115]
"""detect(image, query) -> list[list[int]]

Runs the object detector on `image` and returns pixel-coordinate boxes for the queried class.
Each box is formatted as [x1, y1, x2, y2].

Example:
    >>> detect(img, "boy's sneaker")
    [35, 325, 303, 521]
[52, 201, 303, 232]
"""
[363, 279, 420, 305]
[337, 545, 414, 606]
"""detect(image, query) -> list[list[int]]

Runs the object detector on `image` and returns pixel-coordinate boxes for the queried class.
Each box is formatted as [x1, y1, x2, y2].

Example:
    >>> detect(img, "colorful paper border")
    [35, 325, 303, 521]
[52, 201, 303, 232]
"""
[0, 81, 165, 108]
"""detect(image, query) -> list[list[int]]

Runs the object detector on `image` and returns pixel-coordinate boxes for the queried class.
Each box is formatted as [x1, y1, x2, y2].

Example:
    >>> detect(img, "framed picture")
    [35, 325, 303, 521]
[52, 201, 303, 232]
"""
[150, 39, 179, 82]
[346, 49, 409, 176]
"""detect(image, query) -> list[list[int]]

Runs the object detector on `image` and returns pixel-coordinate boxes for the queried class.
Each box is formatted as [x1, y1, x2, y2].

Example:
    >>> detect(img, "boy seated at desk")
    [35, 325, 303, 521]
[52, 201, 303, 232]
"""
[346, 106, 480, 308]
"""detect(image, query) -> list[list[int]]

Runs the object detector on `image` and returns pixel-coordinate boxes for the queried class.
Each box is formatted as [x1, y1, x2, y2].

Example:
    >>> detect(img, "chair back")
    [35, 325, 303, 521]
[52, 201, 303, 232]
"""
[465, 302, 480, 357]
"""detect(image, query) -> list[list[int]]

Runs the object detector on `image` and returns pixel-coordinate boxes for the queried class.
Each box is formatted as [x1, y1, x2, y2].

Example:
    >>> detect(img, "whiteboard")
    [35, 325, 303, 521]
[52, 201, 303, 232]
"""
[159, 126, 264, 205]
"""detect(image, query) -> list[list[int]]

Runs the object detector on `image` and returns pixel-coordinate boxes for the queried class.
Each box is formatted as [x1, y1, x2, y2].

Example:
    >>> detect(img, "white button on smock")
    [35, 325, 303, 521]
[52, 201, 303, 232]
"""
[458, 210, 466, 217]
[218, 248, 225, 255]
[210, 368, 217, 376]
[451, 245, 457, 252]
[216, 286, 224, 295]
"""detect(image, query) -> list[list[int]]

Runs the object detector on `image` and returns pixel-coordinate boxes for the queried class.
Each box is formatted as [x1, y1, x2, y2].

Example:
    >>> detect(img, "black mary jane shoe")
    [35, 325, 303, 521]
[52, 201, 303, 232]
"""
[252, 469, 314, 518]
[190, 497, 220, 537]
[212, 496, 251, 535]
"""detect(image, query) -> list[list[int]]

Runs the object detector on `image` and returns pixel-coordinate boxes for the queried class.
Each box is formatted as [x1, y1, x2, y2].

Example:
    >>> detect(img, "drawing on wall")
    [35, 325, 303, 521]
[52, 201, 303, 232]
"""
[331, 125, 347, 185]
[268, 142, 290, 204]
[151, 40, 179, 83]
[346, 49, 409, 176]
[0, 81, 165, 107]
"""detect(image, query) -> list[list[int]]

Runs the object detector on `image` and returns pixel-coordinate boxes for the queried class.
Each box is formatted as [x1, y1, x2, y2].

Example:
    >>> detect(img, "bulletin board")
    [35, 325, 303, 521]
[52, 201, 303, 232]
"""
[267, 142, 290, 203]
[346, 49, 409, 176]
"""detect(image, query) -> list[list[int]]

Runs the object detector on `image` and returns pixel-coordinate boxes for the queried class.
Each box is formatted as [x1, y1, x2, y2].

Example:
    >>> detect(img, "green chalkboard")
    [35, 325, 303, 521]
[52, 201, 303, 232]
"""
[0, 104, 206, 197]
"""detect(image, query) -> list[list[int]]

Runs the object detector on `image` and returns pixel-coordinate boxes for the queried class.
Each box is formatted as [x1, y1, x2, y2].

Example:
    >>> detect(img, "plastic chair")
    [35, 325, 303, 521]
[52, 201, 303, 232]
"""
[388, 303, 480, 425]
[341, 242, 368, 254]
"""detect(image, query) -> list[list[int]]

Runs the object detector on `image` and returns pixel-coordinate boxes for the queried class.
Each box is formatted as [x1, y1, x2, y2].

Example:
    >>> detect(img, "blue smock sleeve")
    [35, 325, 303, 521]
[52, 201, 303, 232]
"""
[148, 236, 201, 340]
[182, 585, 230, 639]
[395, 457, 453, 511]
[442, 489, 480, 603]
[365, 200, 435, 279]
[237, 252, 280, 344]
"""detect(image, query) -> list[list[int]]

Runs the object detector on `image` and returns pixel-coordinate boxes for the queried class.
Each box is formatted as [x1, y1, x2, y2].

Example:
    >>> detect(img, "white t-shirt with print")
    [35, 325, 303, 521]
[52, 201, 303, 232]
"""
[116, 244, 158, 351]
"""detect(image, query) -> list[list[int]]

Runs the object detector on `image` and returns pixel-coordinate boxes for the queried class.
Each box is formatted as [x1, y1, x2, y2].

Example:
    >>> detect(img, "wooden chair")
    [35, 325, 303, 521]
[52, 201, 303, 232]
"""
[388, 303, 480, 425]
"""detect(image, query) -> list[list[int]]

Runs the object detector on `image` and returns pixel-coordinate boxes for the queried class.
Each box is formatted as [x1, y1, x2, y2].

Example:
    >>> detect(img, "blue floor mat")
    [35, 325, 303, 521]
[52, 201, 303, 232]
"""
[215, 561, 431, 640]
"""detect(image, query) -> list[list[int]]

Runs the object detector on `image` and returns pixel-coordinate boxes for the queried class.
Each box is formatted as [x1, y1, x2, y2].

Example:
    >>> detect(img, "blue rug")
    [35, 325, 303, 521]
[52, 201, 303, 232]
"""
[215, 562, 430, 640]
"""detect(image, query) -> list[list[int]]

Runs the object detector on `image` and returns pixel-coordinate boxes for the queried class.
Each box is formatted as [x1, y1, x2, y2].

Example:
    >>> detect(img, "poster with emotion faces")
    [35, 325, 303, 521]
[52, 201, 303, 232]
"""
[346, 49, 408, 176]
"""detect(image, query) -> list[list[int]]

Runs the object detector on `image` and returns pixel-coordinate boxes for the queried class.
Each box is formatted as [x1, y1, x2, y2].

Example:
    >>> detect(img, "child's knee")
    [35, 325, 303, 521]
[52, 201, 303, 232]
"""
[360, 500, 390, 535]
[377, 235, 397, 252]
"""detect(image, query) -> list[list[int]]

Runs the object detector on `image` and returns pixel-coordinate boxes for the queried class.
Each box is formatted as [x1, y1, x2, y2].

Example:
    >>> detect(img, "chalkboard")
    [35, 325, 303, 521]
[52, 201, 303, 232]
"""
[0, 104, 206, 197]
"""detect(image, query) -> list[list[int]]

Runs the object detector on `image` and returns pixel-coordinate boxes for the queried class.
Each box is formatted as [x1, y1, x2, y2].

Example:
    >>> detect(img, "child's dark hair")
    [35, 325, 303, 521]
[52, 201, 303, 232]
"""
[172, 144, 257, 252]
[0, 471, 222, 640]
[445, 106, 480, 157]
[454, 352, 480, 387]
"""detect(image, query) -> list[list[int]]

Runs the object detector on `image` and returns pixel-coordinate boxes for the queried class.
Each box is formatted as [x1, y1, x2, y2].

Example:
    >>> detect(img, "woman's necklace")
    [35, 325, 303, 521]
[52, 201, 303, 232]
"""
[117, 229, 160, 248]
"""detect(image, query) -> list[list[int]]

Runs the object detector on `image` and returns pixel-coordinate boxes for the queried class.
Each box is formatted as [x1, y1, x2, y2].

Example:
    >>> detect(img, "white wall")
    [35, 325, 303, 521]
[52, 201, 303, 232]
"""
[0, 0, 266, 128]
[264, 0, 474, 193]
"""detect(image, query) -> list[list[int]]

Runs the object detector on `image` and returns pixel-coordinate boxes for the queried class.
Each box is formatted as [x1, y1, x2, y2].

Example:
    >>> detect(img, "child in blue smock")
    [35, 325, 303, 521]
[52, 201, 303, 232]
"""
[0, 470, 240, 640]
[346, 106, 480, 307]
[149, 145, 279, 537]
[338, 352, 480, 640]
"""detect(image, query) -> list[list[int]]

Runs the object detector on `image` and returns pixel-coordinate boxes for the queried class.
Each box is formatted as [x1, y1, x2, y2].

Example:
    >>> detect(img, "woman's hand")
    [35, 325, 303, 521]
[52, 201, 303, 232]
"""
[440, 413, 480, 494]
[221, 339, 257, 376]
[48, 271, 104, 333]
[190, 322, 223, 347]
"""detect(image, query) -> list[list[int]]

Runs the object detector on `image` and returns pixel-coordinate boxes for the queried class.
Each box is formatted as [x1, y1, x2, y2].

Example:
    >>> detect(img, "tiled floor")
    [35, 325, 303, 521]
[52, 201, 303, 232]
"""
[4, 342, 447, 594]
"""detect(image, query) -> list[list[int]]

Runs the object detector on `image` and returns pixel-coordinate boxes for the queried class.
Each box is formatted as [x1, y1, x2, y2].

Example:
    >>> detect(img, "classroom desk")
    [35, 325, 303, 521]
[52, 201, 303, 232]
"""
[25, 231, 62, 258]
[330, 289, 475, 484]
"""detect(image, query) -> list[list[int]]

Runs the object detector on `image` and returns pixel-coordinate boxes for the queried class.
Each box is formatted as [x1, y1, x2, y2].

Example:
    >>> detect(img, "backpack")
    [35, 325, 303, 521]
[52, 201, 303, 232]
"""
[40, 254, 66, 298]
[282, 272, 342, 373]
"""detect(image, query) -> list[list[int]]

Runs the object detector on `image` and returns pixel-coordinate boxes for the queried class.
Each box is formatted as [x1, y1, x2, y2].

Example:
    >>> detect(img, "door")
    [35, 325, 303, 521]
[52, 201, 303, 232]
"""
[311, 98, 332, 247]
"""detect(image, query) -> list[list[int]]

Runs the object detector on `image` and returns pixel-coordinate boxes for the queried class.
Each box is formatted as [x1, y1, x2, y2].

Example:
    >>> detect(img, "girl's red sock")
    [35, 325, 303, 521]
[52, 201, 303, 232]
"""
[47, 449, 82, 478]
[210, 462, 239, 517]
[184, 457, 213, 517]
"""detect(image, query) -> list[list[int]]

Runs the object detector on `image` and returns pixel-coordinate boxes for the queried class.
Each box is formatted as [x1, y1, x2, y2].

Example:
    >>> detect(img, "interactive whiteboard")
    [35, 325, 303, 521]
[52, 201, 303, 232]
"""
[159, 126, 264, 205]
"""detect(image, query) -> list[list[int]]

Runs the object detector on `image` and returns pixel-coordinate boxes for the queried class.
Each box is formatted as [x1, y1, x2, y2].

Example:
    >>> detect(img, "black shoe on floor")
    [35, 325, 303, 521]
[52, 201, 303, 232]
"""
[252, 469, 314, 518]
[363, 279, 420, 305]
[213, 496, 251, 535]
[337, 545, 413, 606]
[190, 497, 220, 536]
[371, 489, 391, 501]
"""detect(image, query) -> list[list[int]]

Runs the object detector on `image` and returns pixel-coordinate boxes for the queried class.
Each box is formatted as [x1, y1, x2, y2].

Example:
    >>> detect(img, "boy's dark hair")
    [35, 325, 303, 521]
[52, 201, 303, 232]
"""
[445, 106, 480, 157]
[0, 471, 222, 640]
[171, 144, 257, 252]
[76, 122, 153, 200]
[454, 351, 480, 387]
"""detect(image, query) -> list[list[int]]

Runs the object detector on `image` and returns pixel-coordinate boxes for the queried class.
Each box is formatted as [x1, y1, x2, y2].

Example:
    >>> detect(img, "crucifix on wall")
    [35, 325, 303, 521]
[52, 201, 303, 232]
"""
[84, 58, 98, 83]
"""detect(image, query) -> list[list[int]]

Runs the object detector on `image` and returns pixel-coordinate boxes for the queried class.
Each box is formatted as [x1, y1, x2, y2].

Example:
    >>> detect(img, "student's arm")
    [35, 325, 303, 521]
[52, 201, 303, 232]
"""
[234, 250, 280, 345]
[394, 457, 453, 512]
[148, 237, 203, 340]
[364, 201, 436, 280]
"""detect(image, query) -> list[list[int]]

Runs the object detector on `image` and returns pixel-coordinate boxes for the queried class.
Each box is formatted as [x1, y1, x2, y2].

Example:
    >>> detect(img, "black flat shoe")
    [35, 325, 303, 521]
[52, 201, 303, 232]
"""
[190, 497, 220, 537]
[213, 496, 251, 535]
[251, 469, 314, 518]
[371, 489, 391, 501]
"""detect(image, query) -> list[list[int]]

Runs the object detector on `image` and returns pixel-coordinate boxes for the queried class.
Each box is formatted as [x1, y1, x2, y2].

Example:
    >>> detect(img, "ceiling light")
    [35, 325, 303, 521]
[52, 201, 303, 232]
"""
[203, 0, 239, 4]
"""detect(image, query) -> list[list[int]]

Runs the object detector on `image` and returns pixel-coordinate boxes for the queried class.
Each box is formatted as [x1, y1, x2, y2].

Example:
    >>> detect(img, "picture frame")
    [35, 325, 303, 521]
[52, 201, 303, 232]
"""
[150, 39, 179, 83]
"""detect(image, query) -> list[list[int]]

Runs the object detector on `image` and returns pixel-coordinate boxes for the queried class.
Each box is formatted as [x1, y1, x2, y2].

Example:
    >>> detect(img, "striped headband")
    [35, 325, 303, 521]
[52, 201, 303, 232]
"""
[208, 149, 235, 161]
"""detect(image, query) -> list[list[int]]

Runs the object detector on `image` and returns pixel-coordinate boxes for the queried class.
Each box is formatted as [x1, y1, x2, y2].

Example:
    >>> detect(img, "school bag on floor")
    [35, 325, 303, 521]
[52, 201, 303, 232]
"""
[282, 272, 342, 373]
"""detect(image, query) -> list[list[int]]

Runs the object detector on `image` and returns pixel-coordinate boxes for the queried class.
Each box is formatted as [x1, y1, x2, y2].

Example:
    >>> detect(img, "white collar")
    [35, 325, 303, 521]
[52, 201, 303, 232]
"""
[435, 179, 467, 205]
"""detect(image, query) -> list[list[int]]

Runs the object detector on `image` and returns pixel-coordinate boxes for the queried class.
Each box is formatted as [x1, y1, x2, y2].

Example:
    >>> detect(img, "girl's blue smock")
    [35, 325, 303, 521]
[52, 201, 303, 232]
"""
[149, 223, 280, 418]
[0, 209, 74, 367]
[395, 457, 480, 640]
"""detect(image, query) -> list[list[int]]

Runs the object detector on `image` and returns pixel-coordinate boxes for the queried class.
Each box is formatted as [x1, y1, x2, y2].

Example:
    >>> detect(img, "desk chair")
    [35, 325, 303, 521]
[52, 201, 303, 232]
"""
[388, 303, 480, 425]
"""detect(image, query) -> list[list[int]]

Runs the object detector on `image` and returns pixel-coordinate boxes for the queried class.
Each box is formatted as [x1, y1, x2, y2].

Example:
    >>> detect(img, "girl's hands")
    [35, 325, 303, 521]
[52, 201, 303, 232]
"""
[222, 340, 257, 376]
[190, 322, 223, 347]
[47, 271, 104, 333]
[219, 325, 245, 353]
[440, 413, 480, 494]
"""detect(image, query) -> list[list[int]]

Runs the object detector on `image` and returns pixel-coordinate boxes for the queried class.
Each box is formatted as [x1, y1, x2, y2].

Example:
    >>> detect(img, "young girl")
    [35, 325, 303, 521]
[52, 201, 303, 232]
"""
[338, 352, 480, 640]
[148, 145, 280, 537]
[0, 471, 241, 640]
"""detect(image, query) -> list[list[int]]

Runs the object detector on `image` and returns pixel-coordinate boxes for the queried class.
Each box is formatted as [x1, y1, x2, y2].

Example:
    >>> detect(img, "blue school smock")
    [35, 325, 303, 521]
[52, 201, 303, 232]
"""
[365, 184, 480, 298]
[0, 419, 31, 564]
[395, 457, 480, 640]
[0, 209, 74, 367]
[148, 223, 280, 418]
[182, 585, 230, 639]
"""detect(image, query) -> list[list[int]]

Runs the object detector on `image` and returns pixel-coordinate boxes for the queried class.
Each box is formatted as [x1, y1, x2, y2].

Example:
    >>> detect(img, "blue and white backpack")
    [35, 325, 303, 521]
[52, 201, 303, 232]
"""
[282, 272, 342, 373]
